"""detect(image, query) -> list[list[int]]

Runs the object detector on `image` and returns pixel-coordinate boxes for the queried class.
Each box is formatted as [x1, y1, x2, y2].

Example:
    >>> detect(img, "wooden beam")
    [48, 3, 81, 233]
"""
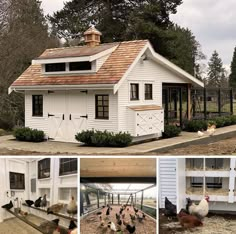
[22, 204, 77, 222]
[187, 84, 191, 120]
[80, 177, 156, 184]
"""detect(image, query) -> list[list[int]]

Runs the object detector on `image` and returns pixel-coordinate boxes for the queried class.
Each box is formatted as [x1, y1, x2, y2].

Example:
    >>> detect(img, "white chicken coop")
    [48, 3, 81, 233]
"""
[159, 157, 236, 212]
[0, 158, 78, 231]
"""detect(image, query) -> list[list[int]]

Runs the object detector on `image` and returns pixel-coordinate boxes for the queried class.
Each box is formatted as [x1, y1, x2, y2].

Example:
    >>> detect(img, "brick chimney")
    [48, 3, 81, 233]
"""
[84, 26, 102, 47]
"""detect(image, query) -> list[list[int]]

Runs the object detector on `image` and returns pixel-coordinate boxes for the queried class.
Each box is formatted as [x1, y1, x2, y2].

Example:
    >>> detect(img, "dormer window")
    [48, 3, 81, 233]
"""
[44, 61, 93, 74]
[45, 63, 66, 72]
[69, 61, 92, 71]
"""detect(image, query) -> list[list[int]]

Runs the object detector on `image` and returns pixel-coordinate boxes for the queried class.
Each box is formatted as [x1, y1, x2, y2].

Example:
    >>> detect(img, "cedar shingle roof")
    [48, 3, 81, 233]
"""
[38, 42, 118, 59]
[11, 40, 147, 87]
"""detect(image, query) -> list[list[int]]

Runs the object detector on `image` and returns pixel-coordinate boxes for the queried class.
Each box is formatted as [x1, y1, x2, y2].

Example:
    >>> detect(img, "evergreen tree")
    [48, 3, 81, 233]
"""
[47, 0, 204, 75]
[207, 51, 227, 88]
[229, 47, 236, 88]
[0, 0, 59, 128]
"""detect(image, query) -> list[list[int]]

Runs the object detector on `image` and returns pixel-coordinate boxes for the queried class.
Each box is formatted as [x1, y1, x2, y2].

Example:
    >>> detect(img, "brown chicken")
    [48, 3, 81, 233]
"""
[178, 209, 203, 229]
[47, 203, 64, 214]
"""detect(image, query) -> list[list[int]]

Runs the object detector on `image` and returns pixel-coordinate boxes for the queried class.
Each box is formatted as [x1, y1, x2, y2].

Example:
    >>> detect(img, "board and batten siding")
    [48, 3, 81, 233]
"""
[25, 90, 49, 135]
[87, 90, 118, 133]
[159, 158, 177, 209]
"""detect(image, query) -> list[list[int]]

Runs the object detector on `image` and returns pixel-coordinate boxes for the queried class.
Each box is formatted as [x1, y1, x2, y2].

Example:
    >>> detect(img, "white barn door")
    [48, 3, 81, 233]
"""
[48, 91, 68, 141]
[67, 91, 88, 142]
[47, 90, 88, 142]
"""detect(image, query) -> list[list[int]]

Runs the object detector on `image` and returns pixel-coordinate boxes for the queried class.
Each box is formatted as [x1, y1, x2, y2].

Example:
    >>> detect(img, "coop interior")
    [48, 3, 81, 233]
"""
[0, 158, 78, 234]
[80, 158, 157, 234]
[186, 158, 230, 196]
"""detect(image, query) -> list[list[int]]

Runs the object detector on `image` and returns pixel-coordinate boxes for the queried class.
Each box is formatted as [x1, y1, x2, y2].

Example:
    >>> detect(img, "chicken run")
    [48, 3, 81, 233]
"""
[0, 158, 78, 234]
[80, 184, 157, 234]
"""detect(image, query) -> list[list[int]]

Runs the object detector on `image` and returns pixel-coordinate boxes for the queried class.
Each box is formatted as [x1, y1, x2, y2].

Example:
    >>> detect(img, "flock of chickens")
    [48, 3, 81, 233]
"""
[1, 194, 77, 234]
[164, 195, 210, 229]
[97, 204, 146, 233]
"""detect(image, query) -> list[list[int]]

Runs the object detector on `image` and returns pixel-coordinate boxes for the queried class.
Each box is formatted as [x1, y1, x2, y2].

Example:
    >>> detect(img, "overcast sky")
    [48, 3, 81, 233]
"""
[41, 0, 235, 67]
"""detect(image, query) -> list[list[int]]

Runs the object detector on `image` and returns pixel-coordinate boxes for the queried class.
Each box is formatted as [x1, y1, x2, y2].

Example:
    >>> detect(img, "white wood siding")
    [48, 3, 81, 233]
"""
[25, 91, 49, 135]
[159, 158, 177, 208]
[87, 90, 118, 133]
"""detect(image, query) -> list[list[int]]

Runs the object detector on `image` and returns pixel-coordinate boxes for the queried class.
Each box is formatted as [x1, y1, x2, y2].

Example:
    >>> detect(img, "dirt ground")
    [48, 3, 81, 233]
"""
[159, 209, 236, 234]
[156, 136, 236, 155]
[80, 205, 156, 234]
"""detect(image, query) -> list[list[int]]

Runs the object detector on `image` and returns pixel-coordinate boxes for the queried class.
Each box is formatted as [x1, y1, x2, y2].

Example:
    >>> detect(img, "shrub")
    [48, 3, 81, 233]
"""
[230, 115, 236, 124]
[184, 120, 208, 132]
[0, 129, 6, 136]
[162, 125, 181, 138]
[75, 130, 132, 147]
[13, 127, 45, 142]
[75, 129, 94, 145]
[213, 117, 226, 128]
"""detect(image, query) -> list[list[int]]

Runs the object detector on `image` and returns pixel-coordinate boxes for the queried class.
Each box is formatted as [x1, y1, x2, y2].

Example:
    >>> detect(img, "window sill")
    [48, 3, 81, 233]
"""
[38, 177, 51, 181]
[130, 99, 139, 101]
[59, 173, 77, 178]
[95, 118, 109, 120]
[145, 98, 153, 101]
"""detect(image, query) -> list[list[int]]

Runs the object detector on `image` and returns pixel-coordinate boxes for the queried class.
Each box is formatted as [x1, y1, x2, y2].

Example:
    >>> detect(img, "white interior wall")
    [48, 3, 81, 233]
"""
[0, 158, 78, 226]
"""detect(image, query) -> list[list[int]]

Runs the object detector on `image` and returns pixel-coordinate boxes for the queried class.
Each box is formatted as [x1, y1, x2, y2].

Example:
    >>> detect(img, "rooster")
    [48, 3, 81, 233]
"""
[186, 196, 210, 220]
[178, 209, 203, 229]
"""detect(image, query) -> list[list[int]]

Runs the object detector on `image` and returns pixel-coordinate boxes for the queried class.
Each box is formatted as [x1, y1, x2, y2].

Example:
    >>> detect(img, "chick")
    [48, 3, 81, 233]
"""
[207, 126, 215, 136]
[130, 214, 136, 222]
[67, 196, 77, 218]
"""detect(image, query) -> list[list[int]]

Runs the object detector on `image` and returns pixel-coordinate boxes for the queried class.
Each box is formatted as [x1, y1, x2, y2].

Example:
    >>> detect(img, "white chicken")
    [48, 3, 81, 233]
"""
[108, 221, 117, 231]
[197, 131, 204, 137]
[187, 196, 210, 220]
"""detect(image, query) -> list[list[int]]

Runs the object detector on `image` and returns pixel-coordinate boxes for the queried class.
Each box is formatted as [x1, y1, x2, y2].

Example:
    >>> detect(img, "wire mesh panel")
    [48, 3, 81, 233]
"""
[191, 88, 233, 119]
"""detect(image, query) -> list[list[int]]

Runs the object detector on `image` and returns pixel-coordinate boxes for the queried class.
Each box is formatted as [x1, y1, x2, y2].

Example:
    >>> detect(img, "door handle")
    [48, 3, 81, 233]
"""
[69, 114, 71, 120]
[80, 114, 88, 119]
[62, 114, 64, 120]
[48, 113, 55, 117]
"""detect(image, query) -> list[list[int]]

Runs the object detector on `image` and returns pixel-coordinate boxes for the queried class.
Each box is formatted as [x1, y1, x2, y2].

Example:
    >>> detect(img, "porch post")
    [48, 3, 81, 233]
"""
[179, 87, 183, 128]
[97, 190, 100, 208]
[218, 88, 221, 116]
[204, 88, 207, 120]
[80, 190, 84, 215]
[187, 84, 191, 120]
[230, 89, 233, 115]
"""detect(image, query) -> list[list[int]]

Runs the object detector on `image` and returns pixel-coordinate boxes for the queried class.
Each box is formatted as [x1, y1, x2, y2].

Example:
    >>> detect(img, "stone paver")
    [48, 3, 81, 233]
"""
[0, 125, 236, 155]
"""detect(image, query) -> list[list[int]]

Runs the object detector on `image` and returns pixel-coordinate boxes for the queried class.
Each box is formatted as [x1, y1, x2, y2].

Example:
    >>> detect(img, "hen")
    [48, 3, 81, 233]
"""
[35, 197, 42, 208]
[25, 200, 34, 207]
[40, 194, 47, 209]
[1, 201, 13, 210]
[164, 197, 177, 217]
[47, 203, 64, 214]
[39, 218, 60, 234]
[187, 196, 209, 220]
[178, 209, 203, 229]
[67, 196, 77, 218]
